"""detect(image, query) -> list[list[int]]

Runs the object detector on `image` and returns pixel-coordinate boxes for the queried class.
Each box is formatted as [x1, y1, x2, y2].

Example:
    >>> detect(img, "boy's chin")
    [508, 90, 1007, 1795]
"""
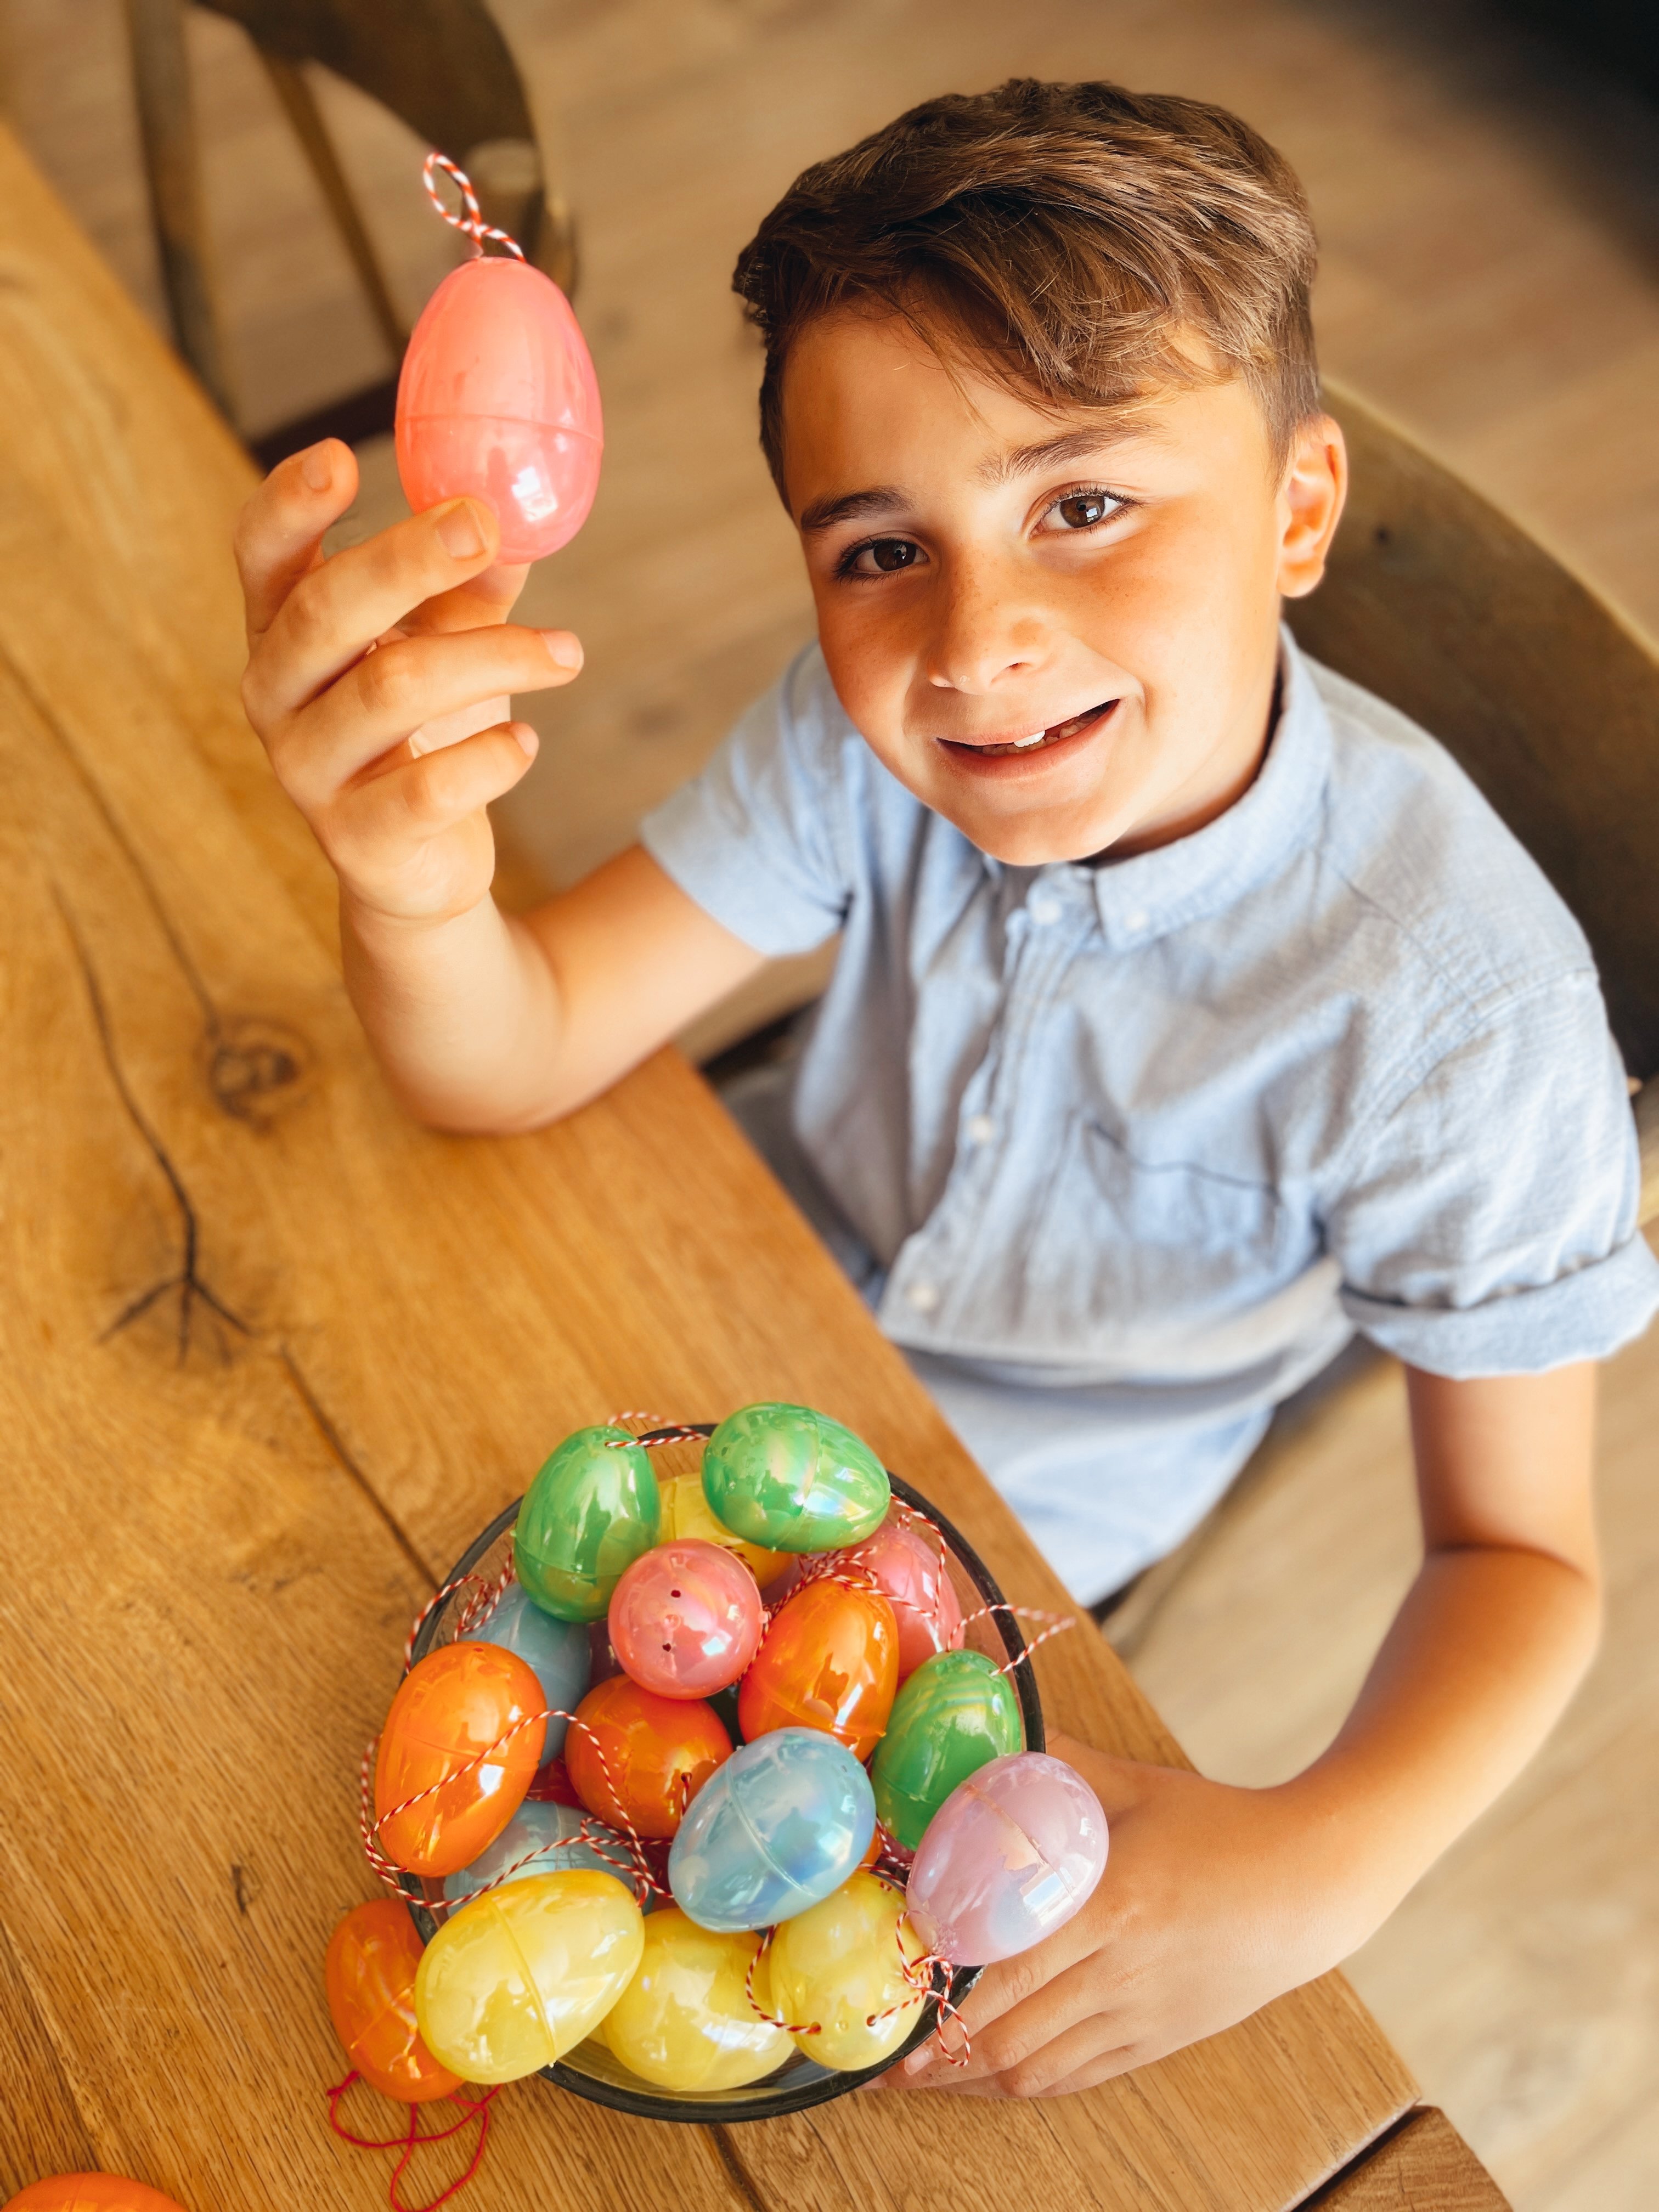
[941, 798, 1125, 870]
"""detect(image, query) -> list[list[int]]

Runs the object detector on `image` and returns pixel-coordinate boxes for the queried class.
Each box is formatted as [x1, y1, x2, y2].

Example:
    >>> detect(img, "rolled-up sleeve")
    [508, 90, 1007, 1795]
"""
[1328, 971, 1659, 1374]
[641, 647, 853, 957]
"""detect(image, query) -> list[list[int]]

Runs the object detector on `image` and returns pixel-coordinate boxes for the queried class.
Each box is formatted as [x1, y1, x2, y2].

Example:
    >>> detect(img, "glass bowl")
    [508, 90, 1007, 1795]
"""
[405, 1427, 1043, 2123]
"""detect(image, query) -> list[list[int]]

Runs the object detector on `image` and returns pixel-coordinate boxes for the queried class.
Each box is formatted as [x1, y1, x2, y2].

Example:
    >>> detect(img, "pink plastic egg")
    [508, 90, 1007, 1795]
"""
[905, 1752, 1108, 1966]
[395, 256, 602, 562]
[608, 1539, 763, 1700]
[831, 1511, 964, 1679]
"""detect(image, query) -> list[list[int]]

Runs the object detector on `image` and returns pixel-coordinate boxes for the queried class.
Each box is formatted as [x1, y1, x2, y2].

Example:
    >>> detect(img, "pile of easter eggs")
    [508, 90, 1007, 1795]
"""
[329, 1403, 1108, 2106]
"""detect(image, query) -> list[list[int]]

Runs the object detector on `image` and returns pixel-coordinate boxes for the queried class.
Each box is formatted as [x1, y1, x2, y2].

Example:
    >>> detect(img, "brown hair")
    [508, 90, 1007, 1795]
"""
[733, 78, 1321, 493]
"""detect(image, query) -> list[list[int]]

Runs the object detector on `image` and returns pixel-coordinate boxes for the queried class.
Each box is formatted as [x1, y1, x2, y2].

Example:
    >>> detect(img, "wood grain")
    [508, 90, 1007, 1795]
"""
[0, 123, 1416, 2210]
[1304, 2109, 1510, 2210]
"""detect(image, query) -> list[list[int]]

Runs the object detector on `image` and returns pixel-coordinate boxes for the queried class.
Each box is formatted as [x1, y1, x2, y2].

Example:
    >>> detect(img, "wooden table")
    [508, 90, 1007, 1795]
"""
[0, 125, 1494, 2211]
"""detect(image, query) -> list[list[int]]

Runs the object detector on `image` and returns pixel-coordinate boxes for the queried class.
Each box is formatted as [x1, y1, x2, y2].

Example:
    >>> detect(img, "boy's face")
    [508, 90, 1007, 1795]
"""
[779, 311, 1346, 866]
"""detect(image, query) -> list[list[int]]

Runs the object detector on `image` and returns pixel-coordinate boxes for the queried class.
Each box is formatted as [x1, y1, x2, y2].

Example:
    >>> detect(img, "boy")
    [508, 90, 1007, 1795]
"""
[235, 81, 1656, 2098]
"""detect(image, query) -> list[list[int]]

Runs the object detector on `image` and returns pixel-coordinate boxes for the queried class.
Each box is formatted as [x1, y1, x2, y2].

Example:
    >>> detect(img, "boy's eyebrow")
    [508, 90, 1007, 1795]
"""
[797, 486, 906, 533]
[797, 426, 1147, 531]
[980, 426, 1135, 483]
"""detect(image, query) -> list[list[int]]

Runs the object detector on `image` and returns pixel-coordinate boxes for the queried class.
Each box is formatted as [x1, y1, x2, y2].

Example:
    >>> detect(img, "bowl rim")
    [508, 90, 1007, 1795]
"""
[405, 1427, 1043, 2124]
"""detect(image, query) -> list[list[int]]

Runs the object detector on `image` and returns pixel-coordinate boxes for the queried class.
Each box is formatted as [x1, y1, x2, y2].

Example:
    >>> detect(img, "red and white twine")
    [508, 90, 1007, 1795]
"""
[421, 150, 525, 262]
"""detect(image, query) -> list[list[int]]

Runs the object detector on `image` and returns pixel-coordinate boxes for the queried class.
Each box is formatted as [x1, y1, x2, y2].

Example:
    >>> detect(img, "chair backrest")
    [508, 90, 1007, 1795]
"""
[1288, 381, 1659, 1085]
[198, 0, 571, 284]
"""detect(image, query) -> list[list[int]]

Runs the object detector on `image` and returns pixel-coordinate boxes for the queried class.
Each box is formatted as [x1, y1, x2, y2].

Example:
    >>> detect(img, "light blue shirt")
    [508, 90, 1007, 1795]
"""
[644, 632, 1658, 1600]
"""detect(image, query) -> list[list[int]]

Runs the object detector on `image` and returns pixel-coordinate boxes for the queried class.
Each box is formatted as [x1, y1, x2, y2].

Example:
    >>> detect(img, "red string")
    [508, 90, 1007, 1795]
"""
[421, 151, 525, 262]
[326, 2071, 499, 2211]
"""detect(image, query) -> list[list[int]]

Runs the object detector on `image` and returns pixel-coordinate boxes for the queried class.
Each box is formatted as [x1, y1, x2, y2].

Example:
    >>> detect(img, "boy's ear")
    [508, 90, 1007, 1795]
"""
[1277, 415, 1348, 599]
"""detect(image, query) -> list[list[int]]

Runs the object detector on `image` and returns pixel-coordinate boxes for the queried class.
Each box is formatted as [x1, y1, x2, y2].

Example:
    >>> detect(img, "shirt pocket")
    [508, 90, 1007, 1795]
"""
[1019, 1116, 1294, 1342]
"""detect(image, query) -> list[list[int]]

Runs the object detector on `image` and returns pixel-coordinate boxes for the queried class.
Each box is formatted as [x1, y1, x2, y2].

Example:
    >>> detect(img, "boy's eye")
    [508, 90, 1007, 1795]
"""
[854, 537, 920, 573]
[1052, 490, 1120, 529]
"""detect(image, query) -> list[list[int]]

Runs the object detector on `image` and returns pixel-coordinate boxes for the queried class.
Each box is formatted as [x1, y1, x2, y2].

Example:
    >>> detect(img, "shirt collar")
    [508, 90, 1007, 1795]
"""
[1039, 625, 1333, 951]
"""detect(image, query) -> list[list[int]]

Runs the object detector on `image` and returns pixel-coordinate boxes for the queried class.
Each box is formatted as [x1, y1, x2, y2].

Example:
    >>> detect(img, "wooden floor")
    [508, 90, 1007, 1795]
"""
[3, 3, 1657, 2205]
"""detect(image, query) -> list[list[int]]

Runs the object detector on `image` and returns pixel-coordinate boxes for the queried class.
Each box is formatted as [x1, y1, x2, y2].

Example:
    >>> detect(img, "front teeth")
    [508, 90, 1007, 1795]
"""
[1012, 732, 1047, 749]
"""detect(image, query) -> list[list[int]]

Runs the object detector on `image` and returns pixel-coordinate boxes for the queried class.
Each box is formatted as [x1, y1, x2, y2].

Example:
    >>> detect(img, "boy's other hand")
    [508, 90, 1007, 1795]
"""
[234, 438, 583, 929]
[873, 1732, 1370, 2099]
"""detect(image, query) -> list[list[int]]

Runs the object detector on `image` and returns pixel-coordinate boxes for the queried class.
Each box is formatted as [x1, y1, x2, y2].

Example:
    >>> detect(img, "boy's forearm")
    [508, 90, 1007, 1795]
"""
[341, 891, 568, 1132]
[1285, 1540, 1600, 1945]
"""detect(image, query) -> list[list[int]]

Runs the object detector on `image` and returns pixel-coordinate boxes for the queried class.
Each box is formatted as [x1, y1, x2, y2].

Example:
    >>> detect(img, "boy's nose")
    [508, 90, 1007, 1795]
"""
[923, 558, 1050, 696]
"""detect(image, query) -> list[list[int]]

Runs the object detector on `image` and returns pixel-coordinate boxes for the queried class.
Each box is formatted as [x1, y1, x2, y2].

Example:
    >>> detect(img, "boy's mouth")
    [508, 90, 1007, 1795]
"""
[938, 699, 1117, 760]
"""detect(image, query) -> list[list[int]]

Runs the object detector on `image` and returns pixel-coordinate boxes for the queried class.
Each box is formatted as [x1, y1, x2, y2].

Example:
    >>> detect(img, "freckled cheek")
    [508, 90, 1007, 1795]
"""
[814, 595, 918, 743]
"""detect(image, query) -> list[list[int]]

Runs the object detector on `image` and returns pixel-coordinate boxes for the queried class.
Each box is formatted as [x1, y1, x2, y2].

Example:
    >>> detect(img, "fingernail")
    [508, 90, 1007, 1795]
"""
[540, 630, 583, 671]
[436, 500, 487, 560]
[512, 724, 539, 758]
[904, 2045, 936, 2076]
[300, 442, 333, 492]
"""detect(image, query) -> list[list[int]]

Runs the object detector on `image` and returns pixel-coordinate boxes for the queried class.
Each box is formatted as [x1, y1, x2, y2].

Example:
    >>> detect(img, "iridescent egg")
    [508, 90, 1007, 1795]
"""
[395, 255, 602, 563]
[668, 1728, 874, 1933]
[870, 1648, 1022, 1853]
[324, 1898, 461, 2103]
[766, 1871, 928, 2072]
[4, 2183, 190, 2212]
[608, 1539, 762, 1699]
[832, 1511, 964, 1679]
[905, 1752, 1109, 1967]
[565, 1675, 732, 1839]
[475, 1583, 590, 1759]
[374, 1641, 545, 1877]
[444, 1799, 641, 1906]
[737, 1578, 898, 1763]
[701, 1403, 889, 1553]
[515, 1426, 661, 1622]
[597, 1908, 791, 2091]
[660, 1472, 788, 1587]
[414, 1869, 643, 2083]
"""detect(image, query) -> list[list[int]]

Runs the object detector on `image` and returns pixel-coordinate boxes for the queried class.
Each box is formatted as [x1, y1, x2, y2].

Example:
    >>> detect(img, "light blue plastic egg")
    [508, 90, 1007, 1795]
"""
[668, 1728, 875, 1934]
[474, 1583, 591, 1759]
[443, 1800, 643, 1905]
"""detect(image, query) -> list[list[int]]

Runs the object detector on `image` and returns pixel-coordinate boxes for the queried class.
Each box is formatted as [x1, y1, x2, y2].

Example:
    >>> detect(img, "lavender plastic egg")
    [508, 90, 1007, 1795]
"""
[905, 1752, 1108, 1966]
[443, 1799, 640, 1905]
[608, 1539, 762, 1699]
[668, 1728, 876, 1933]
[475, 1583, 591, 1759]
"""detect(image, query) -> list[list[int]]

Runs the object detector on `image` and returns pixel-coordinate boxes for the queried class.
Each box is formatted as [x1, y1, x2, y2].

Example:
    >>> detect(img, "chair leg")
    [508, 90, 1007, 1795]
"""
[122, 0, 237, 421]
[465, 137, 577, 295]
[257, 49, 406, 360]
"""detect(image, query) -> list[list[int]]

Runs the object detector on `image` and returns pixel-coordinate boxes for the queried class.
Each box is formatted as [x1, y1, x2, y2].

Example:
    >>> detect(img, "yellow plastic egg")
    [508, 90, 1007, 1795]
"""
[661, 1474, 789, 1588]
[414, 1869, 644, 2084]
[767, 1871, 928, 2073]
[598, 1906, 792, 2091]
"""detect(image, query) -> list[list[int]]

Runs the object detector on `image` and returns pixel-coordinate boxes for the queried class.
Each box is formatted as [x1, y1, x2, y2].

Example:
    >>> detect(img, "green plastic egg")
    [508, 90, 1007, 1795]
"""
[870, 1649, 1022, 1852]
[515, 1426, 662, 1622]
[701, 1403, 889, 1555]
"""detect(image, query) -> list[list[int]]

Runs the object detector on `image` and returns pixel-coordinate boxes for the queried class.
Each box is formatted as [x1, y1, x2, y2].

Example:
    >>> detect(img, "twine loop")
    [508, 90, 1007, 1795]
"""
[421, 151, 525, 262]
[325, 2070, 499, 2211]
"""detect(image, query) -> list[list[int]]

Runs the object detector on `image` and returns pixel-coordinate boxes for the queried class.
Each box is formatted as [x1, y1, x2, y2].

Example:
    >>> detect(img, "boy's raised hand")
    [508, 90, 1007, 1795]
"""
[235, 437, 583, 928]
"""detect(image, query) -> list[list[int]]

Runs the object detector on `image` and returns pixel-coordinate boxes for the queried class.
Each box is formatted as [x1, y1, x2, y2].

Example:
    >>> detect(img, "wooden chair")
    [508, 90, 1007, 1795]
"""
[121, 0, 574, 461]
[1294, 381, 1659, 1162]
[1097, 376, 1659, 1650]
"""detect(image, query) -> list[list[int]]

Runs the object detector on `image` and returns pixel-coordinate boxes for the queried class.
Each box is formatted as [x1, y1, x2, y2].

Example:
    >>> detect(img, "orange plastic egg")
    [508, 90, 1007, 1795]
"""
[4, 2185, 187, 2212]
[737, 1579, 899, 1763]
[324, 1898, 461, 2104]
[374, 1641, 546, 1877]
[565, 1675, 732, 1840]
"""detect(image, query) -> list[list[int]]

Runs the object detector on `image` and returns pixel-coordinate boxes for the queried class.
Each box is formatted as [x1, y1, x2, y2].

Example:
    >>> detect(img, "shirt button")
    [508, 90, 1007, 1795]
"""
[1124, 907, 1149, 934]
[906, 1282, 940, 1313]
[965, 1114, 996, 1146]
[1028, 892, 1061, 927]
